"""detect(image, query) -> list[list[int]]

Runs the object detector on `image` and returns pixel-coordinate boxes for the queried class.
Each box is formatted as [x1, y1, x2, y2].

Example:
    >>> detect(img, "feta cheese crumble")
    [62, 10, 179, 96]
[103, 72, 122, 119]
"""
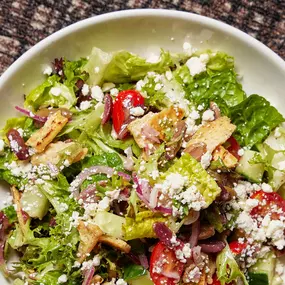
[58, 274, 67, 283]
[79, 101, 91, 111]
[91, 86, 104, 102]
[130, 106, 144, 117]
[186, 54, 209, 77]
[81, 84, 89, 96]
[43, 65, 53, 76]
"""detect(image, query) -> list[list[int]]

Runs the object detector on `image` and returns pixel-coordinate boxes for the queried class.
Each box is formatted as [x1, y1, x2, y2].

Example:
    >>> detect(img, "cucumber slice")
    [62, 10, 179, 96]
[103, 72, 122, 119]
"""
[129, 274, 154, 285]
[20, 186, 50, 219]
[249, 252, 276, 284]
[248, 272, 269, 285]
[236, 150, 265, 183]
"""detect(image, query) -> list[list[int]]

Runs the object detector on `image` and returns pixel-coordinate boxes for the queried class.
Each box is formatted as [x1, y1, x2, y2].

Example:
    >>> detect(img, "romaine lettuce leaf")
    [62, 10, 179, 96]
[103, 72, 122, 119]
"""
[161, 153, 221, 206]
[25, 58, 87, 111]
[123, 264, 147, 281]
[0, 117, 36, 141]
[83, 47, 113, 85]
[216, 244, 248, 285]
[123, 211, 167, 240]
[103, 50, 179, 83]
[176, 52, 245, 108]
[230, 94, 284, 147]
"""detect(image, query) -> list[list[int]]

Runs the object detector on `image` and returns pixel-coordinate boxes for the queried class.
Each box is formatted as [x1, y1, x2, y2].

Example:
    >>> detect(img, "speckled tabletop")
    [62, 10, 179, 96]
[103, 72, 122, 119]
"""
[0, 0, 284, 75]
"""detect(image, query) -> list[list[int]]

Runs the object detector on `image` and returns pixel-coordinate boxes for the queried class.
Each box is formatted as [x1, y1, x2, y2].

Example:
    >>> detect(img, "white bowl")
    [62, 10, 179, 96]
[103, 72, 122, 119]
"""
[0, 9, 284, 284]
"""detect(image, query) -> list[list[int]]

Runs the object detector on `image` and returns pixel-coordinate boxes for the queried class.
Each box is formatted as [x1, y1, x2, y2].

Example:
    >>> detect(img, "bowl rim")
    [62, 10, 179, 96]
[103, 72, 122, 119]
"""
[0, 8, 284, 86]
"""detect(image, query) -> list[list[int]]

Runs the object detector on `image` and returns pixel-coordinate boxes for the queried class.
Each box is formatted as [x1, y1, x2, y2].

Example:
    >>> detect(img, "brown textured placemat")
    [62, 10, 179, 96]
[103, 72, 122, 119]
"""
[0, 0, 284, 75]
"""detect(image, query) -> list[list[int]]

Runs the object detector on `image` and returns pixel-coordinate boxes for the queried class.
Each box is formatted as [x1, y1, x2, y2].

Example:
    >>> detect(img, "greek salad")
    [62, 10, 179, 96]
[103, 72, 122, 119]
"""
[1, 46, 285, 285]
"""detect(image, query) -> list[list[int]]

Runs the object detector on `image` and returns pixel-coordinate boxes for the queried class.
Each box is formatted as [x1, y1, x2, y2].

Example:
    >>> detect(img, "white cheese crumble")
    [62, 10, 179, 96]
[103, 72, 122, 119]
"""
[186, 54, 209, 76]
[237, 148, 245, 156]
[50, 87, 61, 96]
[91, 86, 104, 102]
[116, 279, 128, 285]
[130, 106, 144, 117]
[110, 88, 119, 96]
[81, 84, 89, 96]
[43, 65, 53, 75]
[58, 274, 67, 283]
[79, 101, 91, 111]
[200, 151, 212, 169]
[98, 196, 110, 211]
[261, 183, 273, 193]
[202, 109, 215, 122]
[146, 53, 160, 63]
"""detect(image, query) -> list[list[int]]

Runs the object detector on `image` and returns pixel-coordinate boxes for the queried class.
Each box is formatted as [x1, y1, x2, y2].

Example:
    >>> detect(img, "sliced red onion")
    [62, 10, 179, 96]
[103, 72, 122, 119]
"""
[101, 94, 113, 125]
[47, 162, 59, 175]
[21, 210, 29, 224]
[0, 212, 10, 270]
[192, 246, 203, 266]
[49, 217, 57, 227]
[78, 184, 99, 204]
[155, 206, 173, 215]
[15, 106, 47, 123]
[132, 173, 151, 206]
[123, 147, 134, 171]
[138, 253, 149, 269]
[210, 102, 221, 119]
[82, 266, 95, 285]
[190, 219, 200, 248]
[7, 129, 30, 160]
[149, 186, 159, 209]
[127, 252, 141, 265]
[141, 125, 160, 143]
[117, 171, 131, 181]
[184, 142, 207, 161]
[199, 241, 226, 253]
[70, 166, 114, 196]
[184, 211, 200, 226]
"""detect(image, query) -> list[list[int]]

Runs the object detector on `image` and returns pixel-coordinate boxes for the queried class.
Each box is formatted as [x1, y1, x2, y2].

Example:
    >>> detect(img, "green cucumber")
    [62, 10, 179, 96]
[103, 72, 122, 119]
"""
[249, 252, 276, 285]
[248, 272, 269, 285]
[236, 150, 265, 183]
[20, 186, 50, 219]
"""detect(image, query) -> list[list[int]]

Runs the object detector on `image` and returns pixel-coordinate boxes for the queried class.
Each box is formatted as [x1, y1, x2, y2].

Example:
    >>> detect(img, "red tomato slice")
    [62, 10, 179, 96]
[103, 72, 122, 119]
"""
[225, 136, 241, 159]
[150, 242, 184, 285]
[112, 90, 144, 135]
[229, 241, 247, 255]
[250, 190, 285, 219]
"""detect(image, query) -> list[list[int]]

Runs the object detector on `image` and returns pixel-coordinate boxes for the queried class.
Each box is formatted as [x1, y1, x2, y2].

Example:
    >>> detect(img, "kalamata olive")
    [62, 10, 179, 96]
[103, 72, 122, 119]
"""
[6, 129, 30, 160]
[36, 108, 73, 119]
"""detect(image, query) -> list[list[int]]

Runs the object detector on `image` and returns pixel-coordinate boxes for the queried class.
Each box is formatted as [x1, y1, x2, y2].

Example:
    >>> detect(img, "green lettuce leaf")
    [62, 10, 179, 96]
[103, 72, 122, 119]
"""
[83, 47, 113, 85]
[25, 58, 87, 111]
[2, 205, 17, 224]
[123, 264, 147, 281]
[176, 52, 245, 108]
[1, 117, 36, 141]
[161, 153, 221, 206]
[230, 94, 284, 147]
[123, 211, 167, 240]
[216, 244, 248, 285]
[103, 50, 179, 83]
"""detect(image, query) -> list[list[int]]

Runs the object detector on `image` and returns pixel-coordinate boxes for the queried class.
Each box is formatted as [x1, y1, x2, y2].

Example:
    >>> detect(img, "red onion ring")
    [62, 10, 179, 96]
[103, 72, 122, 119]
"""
[101, 94, 113, 125]
[192, 246, 203, 266]
[153, 222, 180, 249]
[138, 253, 149, 269]
[82, 266, 95, 285]
[15, 106, 47, 123]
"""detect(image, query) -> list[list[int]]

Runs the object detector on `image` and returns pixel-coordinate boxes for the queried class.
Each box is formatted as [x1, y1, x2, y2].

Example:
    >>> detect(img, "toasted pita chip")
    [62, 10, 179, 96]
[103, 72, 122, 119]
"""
[99, 235, 131, 253]
[185, 116, 236, 154]
[212, 145, 238, 168]
[31, 141, 88, 166]
[26, 111, 68, 153]
[77, 221, 103, 263]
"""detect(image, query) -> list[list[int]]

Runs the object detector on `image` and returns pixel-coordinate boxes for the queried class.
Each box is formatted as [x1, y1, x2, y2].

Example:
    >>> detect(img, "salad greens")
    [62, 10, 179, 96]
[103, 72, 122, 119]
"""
[0, 46, 285, 285]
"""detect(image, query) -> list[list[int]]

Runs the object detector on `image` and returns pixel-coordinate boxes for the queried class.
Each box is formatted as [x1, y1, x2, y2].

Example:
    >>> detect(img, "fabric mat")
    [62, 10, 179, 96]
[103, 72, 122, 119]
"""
[0, 0, 284, 74]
